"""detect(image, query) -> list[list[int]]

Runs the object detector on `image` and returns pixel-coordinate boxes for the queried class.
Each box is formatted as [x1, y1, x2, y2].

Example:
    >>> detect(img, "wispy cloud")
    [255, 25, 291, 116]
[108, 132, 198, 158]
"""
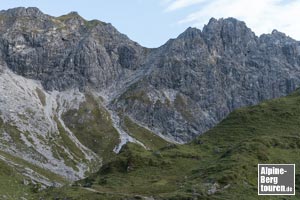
[163, 0, 300, 40]
[164, 0, 207, 12]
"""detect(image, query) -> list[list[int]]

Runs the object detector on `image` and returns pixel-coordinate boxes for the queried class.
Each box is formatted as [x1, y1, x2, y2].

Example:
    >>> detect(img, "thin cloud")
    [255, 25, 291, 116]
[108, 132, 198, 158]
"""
[163, 0, 300, 40]
[164, 0, 207, 12]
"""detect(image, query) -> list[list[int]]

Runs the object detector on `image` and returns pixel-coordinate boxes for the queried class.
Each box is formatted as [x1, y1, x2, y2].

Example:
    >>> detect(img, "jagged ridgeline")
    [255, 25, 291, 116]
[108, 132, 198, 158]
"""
[0, 6, 299, 199]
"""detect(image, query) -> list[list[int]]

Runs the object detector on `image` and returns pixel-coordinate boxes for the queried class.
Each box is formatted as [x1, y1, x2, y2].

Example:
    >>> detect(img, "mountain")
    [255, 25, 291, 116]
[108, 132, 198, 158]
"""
[0, 7, 300, 198]
[113, 18, 300, 142]
[0, 7, 147, 91]
[38, 88, 300, 200]
[1, 8, 300, 144]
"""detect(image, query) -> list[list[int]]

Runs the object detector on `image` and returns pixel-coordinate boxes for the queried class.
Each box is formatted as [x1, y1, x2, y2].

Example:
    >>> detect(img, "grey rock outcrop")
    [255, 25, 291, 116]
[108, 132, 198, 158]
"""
[1, 8, 300, 142]
[112, 18, 300, 142]
[0, 7, 148, 91]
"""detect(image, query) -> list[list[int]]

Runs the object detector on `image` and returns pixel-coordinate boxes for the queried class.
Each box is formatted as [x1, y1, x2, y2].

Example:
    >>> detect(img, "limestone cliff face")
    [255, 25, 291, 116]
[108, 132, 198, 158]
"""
[112, 18, 300, 142]
[1, 7, 300, 145]
[0, 7, 147, 91]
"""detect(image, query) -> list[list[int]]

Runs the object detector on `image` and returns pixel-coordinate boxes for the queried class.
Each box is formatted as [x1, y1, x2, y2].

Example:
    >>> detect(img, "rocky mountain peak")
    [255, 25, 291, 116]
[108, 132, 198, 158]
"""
[1, 8, 300, 196]
[203, 17, 249, 33]
[57, 11, 87, 27]
[67, 11, 80, 16]
[270, 29, 293, 42]
[113, 16, 300, 142]
[0, 7, 45, 18]
[0, 7, 300, 144]
[201, 17, 257, 55]
[0, 7, 147, 91]
[178, 27, 202, 40]
[259, 29, 298, 48]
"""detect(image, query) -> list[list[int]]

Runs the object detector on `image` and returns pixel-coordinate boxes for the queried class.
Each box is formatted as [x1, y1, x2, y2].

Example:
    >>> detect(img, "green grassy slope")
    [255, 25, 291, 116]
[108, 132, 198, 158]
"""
[0, 156, 89, 200]
[36, 89, 300, 199]
[0, 159, 32, 200]
[62, 94, 120, 162]
[123, 116, 171, 150]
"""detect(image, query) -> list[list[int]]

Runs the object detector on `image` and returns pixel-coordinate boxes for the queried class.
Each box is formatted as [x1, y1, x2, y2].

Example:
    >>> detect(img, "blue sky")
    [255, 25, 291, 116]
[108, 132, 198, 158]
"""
[1, 0, 299, 47]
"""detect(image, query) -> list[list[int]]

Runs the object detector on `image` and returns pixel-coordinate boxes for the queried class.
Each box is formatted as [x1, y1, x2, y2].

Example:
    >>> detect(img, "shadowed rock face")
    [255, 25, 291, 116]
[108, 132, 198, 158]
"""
[1, 7, 300, 142]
